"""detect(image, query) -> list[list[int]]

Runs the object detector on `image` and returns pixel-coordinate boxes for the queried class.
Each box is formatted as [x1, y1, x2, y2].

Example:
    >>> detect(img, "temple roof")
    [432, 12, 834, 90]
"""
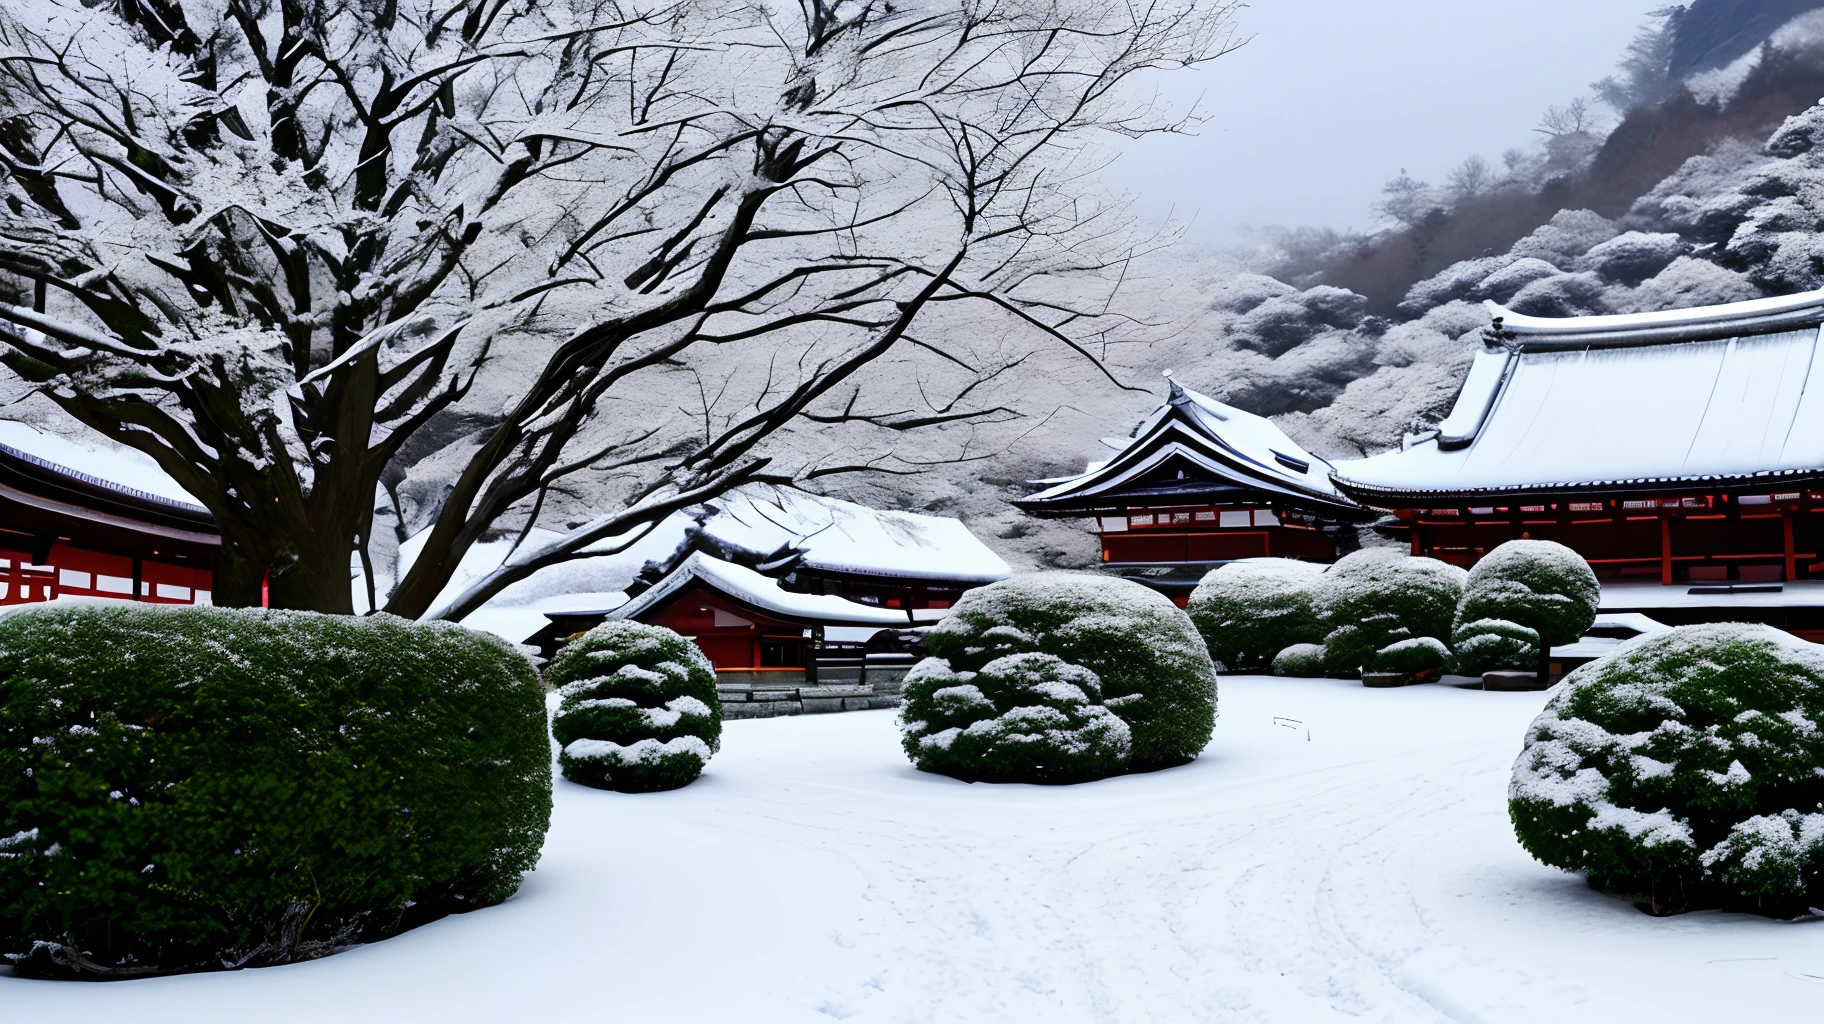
[1332, 288, 1824, 503]
[1015, 381, 1365, 518]
[609, 552, 916, 628]
[0, 421, 216, 545]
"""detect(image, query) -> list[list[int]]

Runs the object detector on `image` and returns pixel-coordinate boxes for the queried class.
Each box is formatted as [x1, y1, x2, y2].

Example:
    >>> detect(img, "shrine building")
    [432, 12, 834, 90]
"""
[1013, 381, 1373, 597]
[1331, 288, 1824, 586]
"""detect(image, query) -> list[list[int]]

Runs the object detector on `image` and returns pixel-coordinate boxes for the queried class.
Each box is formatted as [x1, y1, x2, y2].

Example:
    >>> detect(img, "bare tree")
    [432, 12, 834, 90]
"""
[0, 0, 1239, 616]
[1446, 154, 1493, 198]
[1535, 97, 1598, 138]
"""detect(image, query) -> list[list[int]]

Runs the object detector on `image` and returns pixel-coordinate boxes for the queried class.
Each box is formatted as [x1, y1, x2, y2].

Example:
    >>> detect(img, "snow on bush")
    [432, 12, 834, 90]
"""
[0, 605, 551, 977]
[1400, 255, 1517, 314]
[1229, 286, 1369, 356]
[1511, 623, 1824, 917]
[919, 573, 1217, 771]
[1474, 257, 1562, 303]
[1574, 231, 1684, 285]
[899, 653, 1132, 783]
[1451, 618, 1541, 675]
[1620, 256, 1761, 311]
[1507, 209, 1619, 269]
[1375, 636, 1454, 676]
[548, 621, 723, 793]
[1186, 558, 1327, 672]
[1315, 550, 1467, 677]
[1272, 643, 1327, 678]
[1455, 540, 1599, 656]
[1504, 270, 1612, 318]
[1208, 273, 1297, 314]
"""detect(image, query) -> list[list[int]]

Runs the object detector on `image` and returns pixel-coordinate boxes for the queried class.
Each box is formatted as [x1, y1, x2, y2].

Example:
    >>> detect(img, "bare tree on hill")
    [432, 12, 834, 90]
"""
[0, 0, 1239, 616]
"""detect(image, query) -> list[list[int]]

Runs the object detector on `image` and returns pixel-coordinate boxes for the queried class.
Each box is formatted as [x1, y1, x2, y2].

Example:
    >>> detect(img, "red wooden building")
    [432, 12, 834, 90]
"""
[1331, 288, 1824, 586]
[0, 424, 215, 606]
[579, 553, 915, 671]
[1013, 381, 1373, 597]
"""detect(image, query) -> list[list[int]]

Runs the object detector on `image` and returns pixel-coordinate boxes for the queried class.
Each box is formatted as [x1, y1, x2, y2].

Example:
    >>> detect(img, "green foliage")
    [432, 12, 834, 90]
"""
[900, 653, 1132, 783]
[1510, 623, 1824, 917]
[0, 605, 551, 977]
[547, 621, 722, 793]
[1185, 559, 1326, 672]
[1452, 618, 1540, 675]
[1456, 539, 1599, 649]
[1315, 550, 1466, 676]
[1322, 614, 1410, 678]
[1272, 643, 1327, 678]
[920, 573, 1217, 771]
[1375, 636, 1454, 675]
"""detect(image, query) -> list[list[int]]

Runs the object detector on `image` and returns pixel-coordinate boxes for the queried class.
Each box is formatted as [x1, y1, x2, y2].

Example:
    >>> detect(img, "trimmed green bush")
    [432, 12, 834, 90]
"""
[1272, 643, 1327, 677]
[1510, 623, 1824, 917]
[1322, 614, 1411, 678]
[900, 653, 1132, 783]
[1185, 558, 1326, 672]
[1457, 539, 1599, 654]
[1315, 550, 1466, 676]
[1375, 636, 1453, 675]
[1453, 618, 1540, 675]
[918, 573, 1217, 772]
[547, 621, 722, 793]
[0, 605, 551, 978]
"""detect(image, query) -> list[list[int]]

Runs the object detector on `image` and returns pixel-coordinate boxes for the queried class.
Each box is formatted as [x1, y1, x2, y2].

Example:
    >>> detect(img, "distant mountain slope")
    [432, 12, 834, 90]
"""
[1670, 0, 1824, 79]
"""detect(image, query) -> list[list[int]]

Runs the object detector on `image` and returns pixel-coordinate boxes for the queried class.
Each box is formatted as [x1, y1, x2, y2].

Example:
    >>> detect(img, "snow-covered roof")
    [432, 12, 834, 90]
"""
[609, 552, 916, 627]
[0, 420, 207, 512]
[1016, 381, 1364, 517]
[1333, 291, 1824, 502]
[695, 486, 1010, 583]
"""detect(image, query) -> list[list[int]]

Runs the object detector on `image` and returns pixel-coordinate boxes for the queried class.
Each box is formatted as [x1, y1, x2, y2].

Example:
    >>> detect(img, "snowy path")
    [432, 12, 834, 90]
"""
[6, 676, 1822, 1022]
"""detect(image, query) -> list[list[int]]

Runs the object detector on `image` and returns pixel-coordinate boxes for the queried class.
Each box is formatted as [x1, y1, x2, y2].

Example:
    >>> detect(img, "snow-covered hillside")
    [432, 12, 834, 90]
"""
[9, 676, 1817, 1021]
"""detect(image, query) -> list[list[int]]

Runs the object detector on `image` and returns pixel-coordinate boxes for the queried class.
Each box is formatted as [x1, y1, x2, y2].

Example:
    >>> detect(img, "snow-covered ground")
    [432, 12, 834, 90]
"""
[5, 676, 1821, 1021]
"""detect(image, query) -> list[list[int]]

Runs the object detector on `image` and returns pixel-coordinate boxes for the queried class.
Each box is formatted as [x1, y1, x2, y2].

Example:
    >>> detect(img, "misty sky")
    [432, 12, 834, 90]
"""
[1106, 0, 1654, 242]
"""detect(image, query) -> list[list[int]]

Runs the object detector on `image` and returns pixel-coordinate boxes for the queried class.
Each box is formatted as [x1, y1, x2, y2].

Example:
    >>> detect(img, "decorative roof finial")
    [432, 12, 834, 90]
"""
[1163, 367, 1186, 402]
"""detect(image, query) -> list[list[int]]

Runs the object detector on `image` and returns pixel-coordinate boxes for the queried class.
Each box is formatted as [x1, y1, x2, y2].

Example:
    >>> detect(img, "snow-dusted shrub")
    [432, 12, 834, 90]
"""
[1375, 636, 1453, 676]
[1315, 549, 1467, 676]
[1622, 256, 1761, 311]
[1574, 231, 1683, 285]
[1474, 257, 1561, 302]
[1507, 209, 1618, 268]
[920, 573, 1218, 771]
[1272, 643, 1327, 677]
[1510, 624, 1824, 917]
[1455, 540, 1599, 656]
[899, 653, 1132, 783]
[548, 621, 723, 793]
[1504, 271, 1611, 318]
[1452, 618, 1540, 675]
[1208, 273, 1296, 314]
[1399, 255, 1516, 314]
[1230, 286, 1369, 356]
[0, 605, 551, 977]
[1185, 558, 1326, 672]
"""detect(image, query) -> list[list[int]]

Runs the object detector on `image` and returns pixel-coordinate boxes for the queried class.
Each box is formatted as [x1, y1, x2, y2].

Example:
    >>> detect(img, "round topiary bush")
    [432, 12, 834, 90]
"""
[1452, 618, 1540, 675]
[547, 620, 722, 793]
[0, 605, 551, 978]
[1315, 549, 1466, 677]
[1272, 643, 1327, 677]
[1374, 636, 1454, 676]
[900, 652, 1132, 783]
[917, 573, 1217, 772]
[1456, 539, 1599, 658]
[1510, 623, 1824, 917]
[1185, 558, 1327, 672]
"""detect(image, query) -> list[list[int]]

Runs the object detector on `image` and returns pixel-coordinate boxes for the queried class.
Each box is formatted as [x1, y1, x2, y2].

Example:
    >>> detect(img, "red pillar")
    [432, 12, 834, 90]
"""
[1784, 509, 1797, 582]
[1660, 516, 1673, 586]
[1410, 521, 1421, 557]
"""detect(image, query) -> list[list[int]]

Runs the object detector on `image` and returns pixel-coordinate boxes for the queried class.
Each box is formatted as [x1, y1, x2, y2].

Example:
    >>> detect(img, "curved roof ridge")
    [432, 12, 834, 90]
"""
[1487, 286, 1824, 344]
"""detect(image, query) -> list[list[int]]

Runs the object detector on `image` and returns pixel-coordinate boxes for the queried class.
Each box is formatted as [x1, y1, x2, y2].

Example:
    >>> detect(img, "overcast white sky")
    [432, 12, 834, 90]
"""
[1105, 0, 1654, 242]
